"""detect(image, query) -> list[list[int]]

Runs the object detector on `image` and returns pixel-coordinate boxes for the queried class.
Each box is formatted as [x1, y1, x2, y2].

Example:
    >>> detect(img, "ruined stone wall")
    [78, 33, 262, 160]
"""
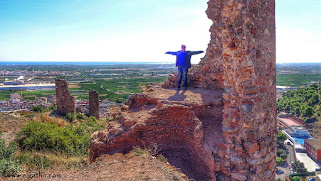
[206, 0, 277, 180]
[90, 88, 224, 180]
[89, 89, 99, 119]
[162, 0, 277, 180]
[55, 79, 75, 115]
[90, 0, 276, 180]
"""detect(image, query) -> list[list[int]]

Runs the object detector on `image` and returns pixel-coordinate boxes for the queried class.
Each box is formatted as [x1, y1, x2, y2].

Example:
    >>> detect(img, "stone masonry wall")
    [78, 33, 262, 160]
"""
[90, 0, 277, 180]
[206, 0, 277, 180]
[89, 89, 99, 119]
[55, 79, 75, 115]
[163, 0, 277, 180]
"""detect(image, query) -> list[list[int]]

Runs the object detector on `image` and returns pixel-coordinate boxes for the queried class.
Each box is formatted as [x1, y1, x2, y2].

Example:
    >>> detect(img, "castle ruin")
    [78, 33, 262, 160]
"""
[89, 89, 100, 119]
[90, 0, 277, 180]
[55, 80, 100, 119]
[55, 79, 76, 115]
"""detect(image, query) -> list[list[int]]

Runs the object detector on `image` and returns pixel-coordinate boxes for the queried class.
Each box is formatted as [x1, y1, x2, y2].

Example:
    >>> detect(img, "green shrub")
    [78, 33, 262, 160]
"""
[0, 134, 21, 176]
[114, 114, 120, 123]
[13, 151, 53, 170]
[157, 154, 167, 163]
[131, 146, 150, 156]
[290, 172, 315, 177]
[0, 137, 17, 160]
[65, 112, 75, 122]
[289, 176, 302, 181]
[32, 105, 46, 113]
[16, 118, 106, 156]
[88, 116, 98, 122]
[48, 104, 57, 111]
[277, 149, 286, 157]
[302, 106, 314, 117]
[17, 121, 89, 155]
[76, 113, 84, 120]
[277, 131, 287, 145]
[292, 161, 307, 173]
[280, 153, 288, 159]
[76, 117, 105, 135]
[276, 157, 284, 166]
[0, 159, 22, 177]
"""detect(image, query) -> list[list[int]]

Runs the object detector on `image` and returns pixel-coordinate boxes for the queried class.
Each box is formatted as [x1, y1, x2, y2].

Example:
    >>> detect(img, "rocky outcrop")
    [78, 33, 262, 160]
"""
[90, 0, 276, 180]
[90, 87, 224, 180]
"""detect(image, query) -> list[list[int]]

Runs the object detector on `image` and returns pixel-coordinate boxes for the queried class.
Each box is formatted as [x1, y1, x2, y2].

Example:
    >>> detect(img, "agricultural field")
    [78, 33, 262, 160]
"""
[72, 77, 167, 102]
[0, 63, 174, 102]
[277, 74, 321, 87]
[276, 63, 321, 87]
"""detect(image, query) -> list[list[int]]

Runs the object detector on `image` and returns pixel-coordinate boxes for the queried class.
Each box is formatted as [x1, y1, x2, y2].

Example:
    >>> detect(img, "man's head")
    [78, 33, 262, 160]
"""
[181, 45, 186, 52]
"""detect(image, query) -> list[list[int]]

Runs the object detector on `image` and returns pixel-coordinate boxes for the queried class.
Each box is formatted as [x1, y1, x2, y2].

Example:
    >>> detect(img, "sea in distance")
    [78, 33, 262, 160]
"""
[0, 61, 172, 65]
[1, 62, 321, 66]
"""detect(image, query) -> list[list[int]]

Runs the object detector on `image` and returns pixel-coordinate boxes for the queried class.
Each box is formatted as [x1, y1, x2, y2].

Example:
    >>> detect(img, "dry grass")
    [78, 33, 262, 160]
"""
[32, 113, 69, 127]
[12, 150, 85, 171]
[14, 152, 188, 181]
[68, 83, 81, 88]
[0, 113, 27, 145]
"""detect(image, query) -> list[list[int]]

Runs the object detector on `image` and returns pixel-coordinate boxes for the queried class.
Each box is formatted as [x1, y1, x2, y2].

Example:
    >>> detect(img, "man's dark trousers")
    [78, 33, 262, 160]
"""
[177, 65, 188, 89]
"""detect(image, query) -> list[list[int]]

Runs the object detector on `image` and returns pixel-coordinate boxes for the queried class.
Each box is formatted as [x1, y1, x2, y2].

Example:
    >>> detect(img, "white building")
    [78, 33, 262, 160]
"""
[286, 126, 311, 138]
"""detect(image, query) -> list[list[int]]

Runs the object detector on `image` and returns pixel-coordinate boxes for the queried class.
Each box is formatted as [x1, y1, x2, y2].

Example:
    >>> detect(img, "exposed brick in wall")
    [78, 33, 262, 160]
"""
[206, 0, 277, 180]
[55, 79, 75, 115]
[89, 89, 99, 119]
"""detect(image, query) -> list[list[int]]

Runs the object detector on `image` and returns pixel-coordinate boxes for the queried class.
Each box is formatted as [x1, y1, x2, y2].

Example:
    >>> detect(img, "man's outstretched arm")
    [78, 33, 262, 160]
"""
[165, 51, 178, 55]
[189, 51, 204, 55]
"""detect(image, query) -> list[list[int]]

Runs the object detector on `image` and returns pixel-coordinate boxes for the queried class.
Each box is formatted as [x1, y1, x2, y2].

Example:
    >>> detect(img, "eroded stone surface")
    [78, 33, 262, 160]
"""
[55, 79, 75, 115]
[89, 89, 99, 119]
[90, 87, 224, 180]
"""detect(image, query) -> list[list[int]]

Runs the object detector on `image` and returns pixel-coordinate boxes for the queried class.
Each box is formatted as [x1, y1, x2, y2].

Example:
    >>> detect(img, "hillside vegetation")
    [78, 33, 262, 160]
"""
[277, 84, 321, 138]
[0, 109, 184, 180]
[277, 84, 320, 121]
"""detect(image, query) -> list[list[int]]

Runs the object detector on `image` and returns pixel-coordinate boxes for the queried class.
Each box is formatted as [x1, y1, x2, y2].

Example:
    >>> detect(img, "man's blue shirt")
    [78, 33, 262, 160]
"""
[177, 51, 186, 66]
[165, 50, 204, 68]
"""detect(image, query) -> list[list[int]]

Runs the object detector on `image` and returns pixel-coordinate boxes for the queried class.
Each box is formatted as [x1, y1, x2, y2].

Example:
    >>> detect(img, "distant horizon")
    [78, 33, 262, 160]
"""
[0, 61, 175, 65]
[1, 61, 321, 66]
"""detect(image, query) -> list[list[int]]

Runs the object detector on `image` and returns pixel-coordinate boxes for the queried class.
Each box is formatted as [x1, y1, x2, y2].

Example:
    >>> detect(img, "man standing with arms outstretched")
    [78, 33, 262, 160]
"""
[165, 45, 204, 90]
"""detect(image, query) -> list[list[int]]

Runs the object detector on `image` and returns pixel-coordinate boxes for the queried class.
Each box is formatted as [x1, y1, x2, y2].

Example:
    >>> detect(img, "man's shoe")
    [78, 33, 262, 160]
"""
[184, 87, 187, 90]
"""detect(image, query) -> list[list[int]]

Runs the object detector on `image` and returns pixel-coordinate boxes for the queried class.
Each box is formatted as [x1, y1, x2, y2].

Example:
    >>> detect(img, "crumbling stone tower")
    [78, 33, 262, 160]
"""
[89, 89, 99, 119]
[161, 0, 277, 179]
[204, 0, 277, 180]
[55, 79, 75, 115]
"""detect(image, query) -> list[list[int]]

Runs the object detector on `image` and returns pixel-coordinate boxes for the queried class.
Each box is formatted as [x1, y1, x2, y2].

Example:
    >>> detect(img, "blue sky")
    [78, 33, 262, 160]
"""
[0, 0, 320, 63]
